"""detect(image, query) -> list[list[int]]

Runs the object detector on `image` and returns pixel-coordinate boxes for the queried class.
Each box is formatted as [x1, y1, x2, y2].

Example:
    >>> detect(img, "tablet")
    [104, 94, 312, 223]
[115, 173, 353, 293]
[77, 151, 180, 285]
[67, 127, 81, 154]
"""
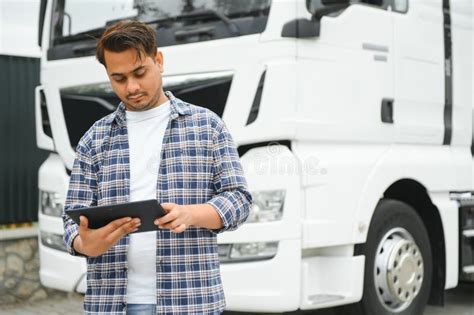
[65, 199, 167, 233]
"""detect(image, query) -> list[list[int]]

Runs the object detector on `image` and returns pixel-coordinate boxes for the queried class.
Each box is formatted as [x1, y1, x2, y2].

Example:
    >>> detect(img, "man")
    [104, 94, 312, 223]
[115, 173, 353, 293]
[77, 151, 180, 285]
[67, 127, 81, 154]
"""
[62, 20, 252, 315]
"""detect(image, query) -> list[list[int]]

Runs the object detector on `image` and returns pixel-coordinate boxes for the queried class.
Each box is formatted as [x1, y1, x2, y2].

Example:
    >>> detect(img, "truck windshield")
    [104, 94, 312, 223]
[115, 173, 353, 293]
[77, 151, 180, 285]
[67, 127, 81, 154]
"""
[49, 0, 272, 60]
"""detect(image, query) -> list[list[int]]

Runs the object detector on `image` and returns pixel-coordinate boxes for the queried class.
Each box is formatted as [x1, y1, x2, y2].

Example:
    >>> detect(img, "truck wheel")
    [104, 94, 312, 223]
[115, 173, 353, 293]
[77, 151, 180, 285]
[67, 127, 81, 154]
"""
[342, 199, 433, 315]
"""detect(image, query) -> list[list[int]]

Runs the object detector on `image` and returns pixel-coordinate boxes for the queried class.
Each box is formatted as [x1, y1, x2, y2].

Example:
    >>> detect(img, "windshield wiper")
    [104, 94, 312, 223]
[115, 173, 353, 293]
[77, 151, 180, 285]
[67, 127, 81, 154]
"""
[145, 9, 240, 36]
[54, 26, 104, 45]
[54, 14, 140, 45]
[56, 9, 241, 46]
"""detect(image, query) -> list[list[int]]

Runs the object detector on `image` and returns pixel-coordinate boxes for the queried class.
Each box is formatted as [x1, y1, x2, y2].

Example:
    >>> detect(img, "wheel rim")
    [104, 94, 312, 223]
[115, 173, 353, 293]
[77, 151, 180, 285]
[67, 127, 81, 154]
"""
[374, 227, 424, 312]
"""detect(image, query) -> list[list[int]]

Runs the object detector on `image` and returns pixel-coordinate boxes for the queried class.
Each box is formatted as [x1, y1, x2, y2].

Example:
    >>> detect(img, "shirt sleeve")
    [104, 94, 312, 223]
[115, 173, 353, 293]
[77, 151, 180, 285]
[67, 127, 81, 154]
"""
[206, 119, 252, 233]
[62, 137, 98, 256]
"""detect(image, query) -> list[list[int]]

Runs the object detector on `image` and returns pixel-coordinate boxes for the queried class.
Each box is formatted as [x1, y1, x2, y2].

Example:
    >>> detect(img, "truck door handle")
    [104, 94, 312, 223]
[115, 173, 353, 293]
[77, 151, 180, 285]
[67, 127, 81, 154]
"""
[381, 98, 394, 123]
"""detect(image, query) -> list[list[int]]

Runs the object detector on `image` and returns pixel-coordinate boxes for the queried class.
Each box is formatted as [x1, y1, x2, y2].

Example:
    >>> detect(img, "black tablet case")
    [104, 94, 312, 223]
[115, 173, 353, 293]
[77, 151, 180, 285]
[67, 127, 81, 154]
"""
[65, 199, 167, 233]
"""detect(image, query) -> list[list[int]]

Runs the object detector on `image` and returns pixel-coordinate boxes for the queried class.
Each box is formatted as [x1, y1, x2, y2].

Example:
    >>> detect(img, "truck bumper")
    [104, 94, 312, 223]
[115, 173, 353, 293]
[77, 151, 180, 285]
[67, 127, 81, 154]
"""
[221, 239, 301, 312]
[38, 241, 86, 293]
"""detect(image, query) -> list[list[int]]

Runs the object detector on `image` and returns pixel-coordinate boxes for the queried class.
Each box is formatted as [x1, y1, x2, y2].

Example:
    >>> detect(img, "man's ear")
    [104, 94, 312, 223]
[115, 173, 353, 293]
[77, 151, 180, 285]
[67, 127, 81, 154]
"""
[155, 50, 164, 73]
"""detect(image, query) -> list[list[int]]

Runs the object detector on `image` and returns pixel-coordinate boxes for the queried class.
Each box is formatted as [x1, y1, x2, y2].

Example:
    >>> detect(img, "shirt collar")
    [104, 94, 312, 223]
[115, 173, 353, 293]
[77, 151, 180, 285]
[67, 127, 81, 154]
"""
[113, 91, 191, 126]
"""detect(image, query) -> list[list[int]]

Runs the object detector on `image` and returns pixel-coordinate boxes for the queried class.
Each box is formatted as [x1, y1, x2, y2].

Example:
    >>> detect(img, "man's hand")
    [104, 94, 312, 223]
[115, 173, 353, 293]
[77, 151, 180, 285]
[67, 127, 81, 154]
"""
[73, 216, 141, 257]
[154, 203, 193, 233]
[154, 203, 224, 233]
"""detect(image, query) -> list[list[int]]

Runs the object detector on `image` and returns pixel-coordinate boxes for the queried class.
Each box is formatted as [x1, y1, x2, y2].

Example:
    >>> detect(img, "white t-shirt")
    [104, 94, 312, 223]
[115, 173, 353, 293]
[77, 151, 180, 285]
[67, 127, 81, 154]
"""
[125, 101, 171, 304]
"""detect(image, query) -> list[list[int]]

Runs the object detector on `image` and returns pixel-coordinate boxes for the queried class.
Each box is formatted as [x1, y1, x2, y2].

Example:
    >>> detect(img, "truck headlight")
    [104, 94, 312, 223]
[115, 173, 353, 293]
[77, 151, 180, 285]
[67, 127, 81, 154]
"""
[247, 190, 285, 223]
[40, 190, 63, 217]
[40, 231, 67, 252]
[219, 242, 278, 263]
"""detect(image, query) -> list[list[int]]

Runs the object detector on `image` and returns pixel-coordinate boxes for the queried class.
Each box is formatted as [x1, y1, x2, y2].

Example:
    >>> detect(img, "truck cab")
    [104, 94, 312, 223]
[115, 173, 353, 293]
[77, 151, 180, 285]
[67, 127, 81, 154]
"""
[36, 0, 473, 314]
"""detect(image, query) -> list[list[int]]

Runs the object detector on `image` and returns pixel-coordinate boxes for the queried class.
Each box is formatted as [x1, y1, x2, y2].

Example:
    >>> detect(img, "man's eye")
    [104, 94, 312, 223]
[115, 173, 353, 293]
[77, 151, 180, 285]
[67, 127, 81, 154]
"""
[115, 77, 125, 83]
[135, 71, 146, 77]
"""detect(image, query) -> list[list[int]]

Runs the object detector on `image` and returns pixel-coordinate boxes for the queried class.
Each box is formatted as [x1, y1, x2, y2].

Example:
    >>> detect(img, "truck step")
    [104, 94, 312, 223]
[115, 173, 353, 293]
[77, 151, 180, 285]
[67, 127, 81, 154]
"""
[307, 294, 345, 305]
[458, 195, 474, 281]
[462, 265, 474, 274]
[462, 229, 474, 238]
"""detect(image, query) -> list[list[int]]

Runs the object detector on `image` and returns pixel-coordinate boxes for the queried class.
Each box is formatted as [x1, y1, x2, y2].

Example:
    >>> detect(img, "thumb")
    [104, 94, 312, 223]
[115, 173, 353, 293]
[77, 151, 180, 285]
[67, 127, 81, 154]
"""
[160, 202, 175, 212]
[79, 215, 89, 229]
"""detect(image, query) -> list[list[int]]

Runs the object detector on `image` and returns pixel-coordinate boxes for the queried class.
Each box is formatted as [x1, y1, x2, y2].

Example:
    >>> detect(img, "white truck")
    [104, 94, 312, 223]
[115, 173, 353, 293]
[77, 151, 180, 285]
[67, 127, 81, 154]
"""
[36, 0, 473, 314]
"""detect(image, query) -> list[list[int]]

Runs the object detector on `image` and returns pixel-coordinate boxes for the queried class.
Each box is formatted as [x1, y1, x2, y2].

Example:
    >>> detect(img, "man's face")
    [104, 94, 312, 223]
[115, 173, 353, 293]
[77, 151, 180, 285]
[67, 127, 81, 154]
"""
[104, 48, 166, 111]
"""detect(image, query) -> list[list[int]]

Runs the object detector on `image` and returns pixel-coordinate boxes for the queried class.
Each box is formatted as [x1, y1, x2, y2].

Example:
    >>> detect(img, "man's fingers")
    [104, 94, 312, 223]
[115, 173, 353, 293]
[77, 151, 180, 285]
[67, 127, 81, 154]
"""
[103, 217, 134, 233]
[158, 219, 182, 230]
[106, 218, 141, 243]
[169, 218, 184, 230]
[155, 211, 178, 226]
[171, 224, 186, 233]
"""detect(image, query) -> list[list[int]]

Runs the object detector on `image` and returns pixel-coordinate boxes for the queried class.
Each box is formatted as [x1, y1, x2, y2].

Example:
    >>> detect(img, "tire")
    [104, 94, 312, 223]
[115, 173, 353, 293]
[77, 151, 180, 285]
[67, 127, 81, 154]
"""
[340, 199, 433, 315]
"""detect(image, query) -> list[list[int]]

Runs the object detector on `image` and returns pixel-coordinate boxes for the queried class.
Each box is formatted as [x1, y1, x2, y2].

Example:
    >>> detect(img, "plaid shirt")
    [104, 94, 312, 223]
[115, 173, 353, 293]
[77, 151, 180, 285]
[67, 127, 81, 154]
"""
[62, 91, 252, 314]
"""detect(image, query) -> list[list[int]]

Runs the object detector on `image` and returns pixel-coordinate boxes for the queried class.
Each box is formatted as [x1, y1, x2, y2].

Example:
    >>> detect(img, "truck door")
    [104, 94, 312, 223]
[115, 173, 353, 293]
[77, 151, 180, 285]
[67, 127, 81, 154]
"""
[392, 0, 445, 144]
[295, 0, 395, 144]
[293, 1, 395, 308]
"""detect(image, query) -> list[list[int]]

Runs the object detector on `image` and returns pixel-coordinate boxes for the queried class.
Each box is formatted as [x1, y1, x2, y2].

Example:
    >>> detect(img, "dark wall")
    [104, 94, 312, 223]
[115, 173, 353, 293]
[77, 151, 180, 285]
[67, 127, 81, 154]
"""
[0, 55, 47, 224]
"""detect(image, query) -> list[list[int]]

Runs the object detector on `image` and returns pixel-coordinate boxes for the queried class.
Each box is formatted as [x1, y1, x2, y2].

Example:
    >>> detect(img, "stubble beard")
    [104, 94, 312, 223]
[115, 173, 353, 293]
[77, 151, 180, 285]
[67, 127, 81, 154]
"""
[125, 89, 162, 112]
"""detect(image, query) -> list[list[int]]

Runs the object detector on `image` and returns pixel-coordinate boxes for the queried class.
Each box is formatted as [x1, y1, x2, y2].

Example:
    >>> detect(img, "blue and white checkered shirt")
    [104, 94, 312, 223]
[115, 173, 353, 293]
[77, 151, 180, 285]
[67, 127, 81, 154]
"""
[62, 91, 252, 314]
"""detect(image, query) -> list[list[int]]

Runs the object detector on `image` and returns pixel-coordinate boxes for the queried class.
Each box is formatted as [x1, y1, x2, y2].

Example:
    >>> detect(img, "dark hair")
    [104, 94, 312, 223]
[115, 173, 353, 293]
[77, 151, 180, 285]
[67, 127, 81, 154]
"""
[96, 20, 157, 67]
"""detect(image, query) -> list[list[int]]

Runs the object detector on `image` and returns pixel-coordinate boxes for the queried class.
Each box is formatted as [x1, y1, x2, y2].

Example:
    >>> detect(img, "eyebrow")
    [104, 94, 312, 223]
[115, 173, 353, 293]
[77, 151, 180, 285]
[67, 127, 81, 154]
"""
[110, 65, 146, 77]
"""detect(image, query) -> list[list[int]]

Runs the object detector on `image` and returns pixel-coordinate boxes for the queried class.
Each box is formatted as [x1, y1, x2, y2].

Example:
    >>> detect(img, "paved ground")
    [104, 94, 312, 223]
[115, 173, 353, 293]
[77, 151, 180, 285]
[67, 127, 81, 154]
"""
[1, 283, 472, 315]
[424, 283, 474, 315]
[304, 282, 474, 315]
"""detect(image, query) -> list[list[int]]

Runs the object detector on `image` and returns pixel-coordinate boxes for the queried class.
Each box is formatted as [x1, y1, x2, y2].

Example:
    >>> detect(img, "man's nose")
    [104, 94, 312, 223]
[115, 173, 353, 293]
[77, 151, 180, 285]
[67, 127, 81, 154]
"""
[126, 78, 140, 95]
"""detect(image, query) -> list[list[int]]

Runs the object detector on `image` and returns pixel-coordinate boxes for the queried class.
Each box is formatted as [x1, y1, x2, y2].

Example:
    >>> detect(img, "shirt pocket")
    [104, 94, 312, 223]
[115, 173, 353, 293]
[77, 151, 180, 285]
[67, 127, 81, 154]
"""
[180, 145, 212, 174]
[96, 143, 129, 204]
[163, 144, 213, 198]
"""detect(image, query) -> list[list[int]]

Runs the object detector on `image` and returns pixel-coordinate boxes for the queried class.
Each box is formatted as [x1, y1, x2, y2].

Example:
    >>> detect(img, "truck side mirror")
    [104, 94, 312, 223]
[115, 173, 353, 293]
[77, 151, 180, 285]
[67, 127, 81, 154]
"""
[307, 0, 350, 20]
[281, 18, 321, 38]
[281, 0, 350, 38]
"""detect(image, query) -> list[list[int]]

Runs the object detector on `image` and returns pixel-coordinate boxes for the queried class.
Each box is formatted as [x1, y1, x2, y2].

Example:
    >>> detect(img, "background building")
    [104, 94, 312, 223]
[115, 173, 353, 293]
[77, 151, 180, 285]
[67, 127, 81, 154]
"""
[0, 0, 46, 225]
